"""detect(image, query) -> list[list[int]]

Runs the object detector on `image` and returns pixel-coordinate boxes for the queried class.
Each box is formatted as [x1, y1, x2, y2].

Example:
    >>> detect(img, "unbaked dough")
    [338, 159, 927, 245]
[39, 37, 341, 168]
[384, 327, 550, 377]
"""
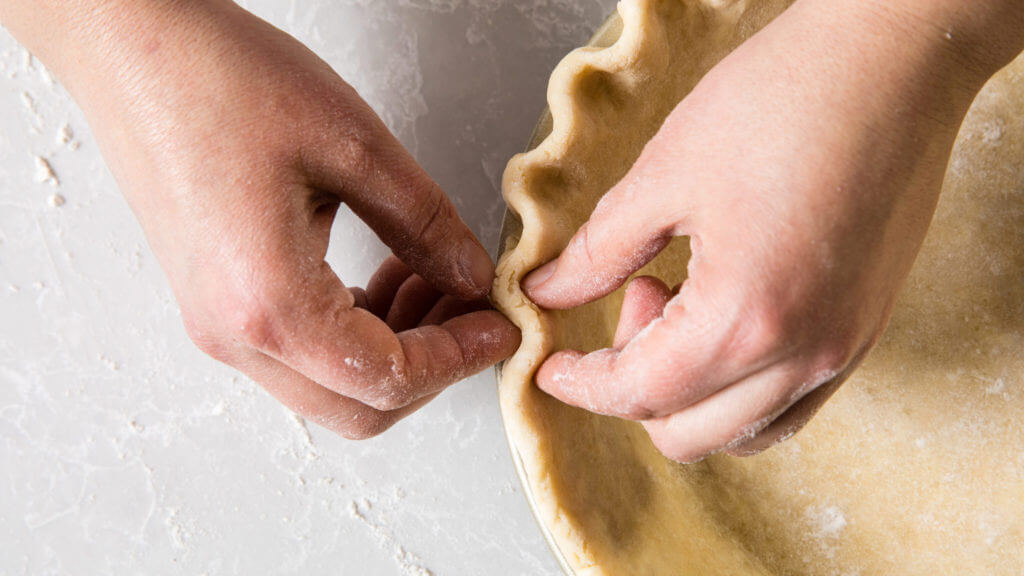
[493, 1, 1024, 574]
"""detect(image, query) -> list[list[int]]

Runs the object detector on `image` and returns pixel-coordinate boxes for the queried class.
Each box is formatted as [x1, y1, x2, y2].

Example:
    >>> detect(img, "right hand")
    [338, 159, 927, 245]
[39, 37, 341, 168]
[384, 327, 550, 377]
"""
[13, 1, 520, 437]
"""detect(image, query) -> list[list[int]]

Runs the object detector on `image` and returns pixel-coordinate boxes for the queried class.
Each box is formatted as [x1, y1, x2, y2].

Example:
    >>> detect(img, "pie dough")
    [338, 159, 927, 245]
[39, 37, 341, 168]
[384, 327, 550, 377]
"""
[493, 1, 1024, 574]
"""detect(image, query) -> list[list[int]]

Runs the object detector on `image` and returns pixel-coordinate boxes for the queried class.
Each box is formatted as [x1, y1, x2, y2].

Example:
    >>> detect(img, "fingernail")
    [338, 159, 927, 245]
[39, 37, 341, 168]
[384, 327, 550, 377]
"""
[459, 238, 495, 295]
[522, 260, 557, 293]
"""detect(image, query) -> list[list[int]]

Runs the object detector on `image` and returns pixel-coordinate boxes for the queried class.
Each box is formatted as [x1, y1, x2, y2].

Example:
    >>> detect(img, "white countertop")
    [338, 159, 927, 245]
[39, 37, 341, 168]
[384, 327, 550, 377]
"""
[0, 1, 617, 573]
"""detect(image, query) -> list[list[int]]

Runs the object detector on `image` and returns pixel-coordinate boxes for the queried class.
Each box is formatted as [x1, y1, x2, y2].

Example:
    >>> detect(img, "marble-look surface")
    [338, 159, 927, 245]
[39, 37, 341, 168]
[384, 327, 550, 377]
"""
[0, 1, 616, 573]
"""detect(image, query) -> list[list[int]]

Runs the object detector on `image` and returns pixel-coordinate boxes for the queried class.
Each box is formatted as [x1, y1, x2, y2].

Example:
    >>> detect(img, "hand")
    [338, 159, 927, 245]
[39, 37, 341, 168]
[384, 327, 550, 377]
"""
[523, 0, 1023, 461]
[3, 1, 519, 437]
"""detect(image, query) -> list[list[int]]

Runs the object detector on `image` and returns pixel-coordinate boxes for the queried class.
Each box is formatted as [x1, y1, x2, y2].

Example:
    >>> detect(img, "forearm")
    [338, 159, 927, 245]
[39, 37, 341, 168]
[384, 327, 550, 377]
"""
[2, 1, 178, 75]
[882, 0, 1024, 74]
[0, 0, 304, 200]
[0, 0, 245, 115]
[799, 0, 1024, 85]
[760, 0, 1024, 143]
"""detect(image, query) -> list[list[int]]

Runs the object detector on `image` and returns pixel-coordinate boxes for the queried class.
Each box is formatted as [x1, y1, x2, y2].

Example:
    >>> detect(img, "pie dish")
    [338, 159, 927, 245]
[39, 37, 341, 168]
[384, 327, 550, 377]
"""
[494, 1, 1024, 574]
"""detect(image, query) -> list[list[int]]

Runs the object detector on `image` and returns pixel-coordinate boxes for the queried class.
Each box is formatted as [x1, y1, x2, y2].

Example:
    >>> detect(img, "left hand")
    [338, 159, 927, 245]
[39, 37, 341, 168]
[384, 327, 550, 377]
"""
[522, 0, 1023, 462]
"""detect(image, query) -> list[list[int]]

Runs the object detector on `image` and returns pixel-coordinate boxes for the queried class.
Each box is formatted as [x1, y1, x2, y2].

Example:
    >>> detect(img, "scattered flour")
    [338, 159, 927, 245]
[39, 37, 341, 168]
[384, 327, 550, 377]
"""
[804, 504, 848, 562]
[984, 378, 1006, 395]
[34, 155, 59, 186]
[347, 499, 436, 576]
[19, 91, 36, 114]
[164, 508, 190, 549]
[57, 123, 73, 145]
[97, 354, 120, 371]
[807, 505, 848, 539]
[982, 121, 1004, 143]
[288, 412, 319, 461]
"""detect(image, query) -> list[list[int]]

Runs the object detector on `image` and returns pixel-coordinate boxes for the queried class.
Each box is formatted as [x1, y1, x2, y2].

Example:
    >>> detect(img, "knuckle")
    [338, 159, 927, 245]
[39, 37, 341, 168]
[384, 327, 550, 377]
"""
[648, 431, 711, 465]
[196, 284, 285, 356]
[330, 100, 382, 161]
[622, 384, 665, 420]
[815, 336, 858, 375]
[577, 223, 598, 269]
[337, 130, 377, 184]
[565, 223, 602, 280]
[368, 346, 419, 413]
[229, 297, 280, 354]
[624, 405, 658, 421]
[182, 313, 230, 361]
[364, 391, 412, 413]
[724, 302, 866, 395]
[332, 411, 395, 440]
[730, 306, 789, 365]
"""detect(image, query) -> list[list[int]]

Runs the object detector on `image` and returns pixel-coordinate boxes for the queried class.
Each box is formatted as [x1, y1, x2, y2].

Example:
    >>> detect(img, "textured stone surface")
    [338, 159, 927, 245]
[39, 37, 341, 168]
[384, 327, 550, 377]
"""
[0, 1, 615, 573]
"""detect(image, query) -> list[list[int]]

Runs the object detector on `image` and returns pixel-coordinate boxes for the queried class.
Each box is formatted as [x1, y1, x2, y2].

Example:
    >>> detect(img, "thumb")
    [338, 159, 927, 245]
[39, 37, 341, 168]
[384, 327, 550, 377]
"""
[313, 95, 494, 300]
[522, 181, 672, 309]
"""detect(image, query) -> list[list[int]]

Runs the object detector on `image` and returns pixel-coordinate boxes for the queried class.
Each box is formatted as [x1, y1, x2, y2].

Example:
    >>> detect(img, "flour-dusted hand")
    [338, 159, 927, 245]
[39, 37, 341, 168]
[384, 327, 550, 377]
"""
[0, 0, 519, 437]
[524, 0, 1024, 462]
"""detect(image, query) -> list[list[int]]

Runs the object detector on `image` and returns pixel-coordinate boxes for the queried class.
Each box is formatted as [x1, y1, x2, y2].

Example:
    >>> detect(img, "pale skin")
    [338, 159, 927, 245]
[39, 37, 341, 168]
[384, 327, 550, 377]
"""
[2, 1, 1022, 457]
[524, 0, 1024, 461]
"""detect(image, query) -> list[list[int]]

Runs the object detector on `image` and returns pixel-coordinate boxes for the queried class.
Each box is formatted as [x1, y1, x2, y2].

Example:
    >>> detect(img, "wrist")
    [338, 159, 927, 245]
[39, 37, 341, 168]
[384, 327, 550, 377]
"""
[881, 0, 1024, 78]
[0, 0, 241, 105]
[829, 0, 1024, 85]
[773, 0, 1022, 130]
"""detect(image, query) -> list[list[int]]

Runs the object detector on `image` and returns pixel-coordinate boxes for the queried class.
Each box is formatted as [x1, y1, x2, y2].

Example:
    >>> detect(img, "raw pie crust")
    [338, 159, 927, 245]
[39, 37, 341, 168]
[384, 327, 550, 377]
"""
[493, 0, 1024, 574]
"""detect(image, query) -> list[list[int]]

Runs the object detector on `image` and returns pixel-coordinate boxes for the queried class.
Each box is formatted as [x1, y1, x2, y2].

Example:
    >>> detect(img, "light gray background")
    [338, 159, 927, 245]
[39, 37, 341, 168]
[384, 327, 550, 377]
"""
[0, 1, 617, 574]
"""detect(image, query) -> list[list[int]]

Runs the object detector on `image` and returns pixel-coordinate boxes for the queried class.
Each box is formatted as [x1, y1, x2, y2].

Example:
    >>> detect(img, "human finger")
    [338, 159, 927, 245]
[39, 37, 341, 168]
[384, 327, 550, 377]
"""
[613, 276, 673, 348]
[419, 295, 490, 327]
[535, 287, 767, 421]
[241, 351, 431, 440]
[254, 266, 520, 411]
[385, 274, 442, 332]
[724, 377, 843, 457]
[365, 255, 414, 318]
[641, 362, 818, 463]
[522, 179, 675, 310]
[533, 221, 805, 421]
[307, 96, 494, 299]
[349, 286, 369, 311]
[723, 350, 874, 458]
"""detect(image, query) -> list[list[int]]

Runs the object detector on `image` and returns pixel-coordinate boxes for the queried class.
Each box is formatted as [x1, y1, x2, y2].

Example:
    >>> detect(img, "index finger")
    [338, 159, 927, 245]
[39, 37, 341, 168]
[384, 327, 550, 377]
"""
[303, 90, 494, 300]
[535, 279, 769, 421]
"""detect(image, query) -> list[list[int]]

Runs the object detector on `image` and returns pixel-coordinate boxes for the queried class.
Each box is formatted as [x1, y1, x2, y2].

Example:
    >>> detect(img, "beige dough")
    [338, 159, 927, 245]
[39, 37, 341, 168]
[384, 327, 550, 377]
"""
[493, 1, 1024, 574]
